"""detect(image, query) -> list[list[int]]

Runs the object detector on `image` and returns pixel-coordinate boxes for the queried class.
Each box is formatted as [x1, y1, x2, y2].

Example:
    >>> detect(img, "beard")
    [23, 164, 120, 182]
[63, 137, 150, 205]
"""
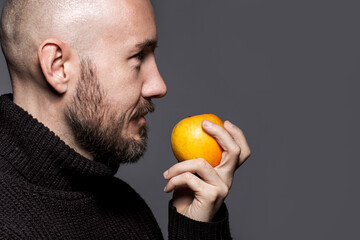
[65, 58, 154, 168]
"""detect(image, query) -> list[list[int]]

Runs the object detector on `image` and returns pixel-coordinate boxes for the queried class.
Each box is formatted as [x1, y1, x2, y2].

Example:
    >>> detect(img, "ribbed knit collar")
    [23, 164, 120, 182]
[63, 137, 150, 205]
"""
[0, 94, 119, 191]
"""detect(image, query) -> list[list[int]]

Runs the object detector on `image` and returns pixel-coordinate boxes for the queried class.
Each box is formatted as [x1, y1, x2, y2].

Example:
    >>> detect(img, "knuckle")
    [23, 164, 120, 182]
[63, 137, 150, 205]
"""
[207, 189, 218, 202]
[195, 179, 203, 190]
[189, 174, 203, 190]
[246, 149, 251, 158]
[236, 127, 244, 135]
[168, 178, 176, 187]
[197, 158, 210, 168]
[242, 148, 251, 159]
[220, 185, 229, 198]
[207, 185, 229, 202]
[184, 172, 193, 181]
[235, 127, 244, 137]
[168, 176, 184, 187]
[230, 145, 241, 156]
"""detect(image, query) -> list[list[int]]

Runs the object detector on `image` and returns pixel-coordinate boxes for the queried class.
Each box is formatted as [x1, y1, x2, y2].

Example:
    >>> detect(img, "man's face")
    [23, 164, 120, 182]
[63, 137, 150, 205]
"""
[65, 0, 167, 165]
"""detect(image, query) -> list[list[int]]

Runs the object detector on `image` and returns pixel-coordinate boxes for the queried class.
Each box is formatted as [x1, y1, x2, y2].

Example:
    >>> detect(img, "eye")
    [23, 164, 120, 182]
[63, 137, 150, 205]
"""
[134, 51, 145, 61]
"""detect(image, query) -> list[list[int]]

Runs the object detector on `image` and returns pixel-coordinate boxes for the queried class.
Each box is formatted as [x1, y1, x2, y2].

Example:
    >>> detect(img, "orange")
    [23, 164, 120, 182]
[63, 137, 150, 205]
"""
[171, 114, 224, 167]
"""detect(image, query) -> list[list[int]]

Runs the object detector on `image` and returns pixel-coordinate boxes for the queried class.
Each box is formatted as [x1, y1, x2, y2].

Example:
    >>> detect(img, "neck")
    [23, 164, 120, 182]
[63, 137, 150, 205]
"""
[0, 94, 119, 190]
[13, 89, 94, 160]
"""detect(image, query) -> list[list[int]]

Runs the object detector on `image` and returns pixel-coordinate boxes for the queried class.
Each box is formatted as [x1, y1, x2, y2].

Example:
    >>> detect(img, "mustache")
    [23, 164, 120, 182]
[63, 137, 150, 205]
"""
[130, 99, 155, 121]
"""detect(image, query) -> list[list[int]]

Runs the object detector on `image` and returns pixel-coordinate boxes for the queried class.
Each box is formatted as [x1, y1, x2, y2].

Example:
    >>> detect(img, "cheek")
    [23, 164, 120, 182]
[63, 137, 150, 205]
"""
[92, 53, 143, 118]
[109, 86, 144, 129]
[97, 67, 142, 108]
[111, 87, 141, 114]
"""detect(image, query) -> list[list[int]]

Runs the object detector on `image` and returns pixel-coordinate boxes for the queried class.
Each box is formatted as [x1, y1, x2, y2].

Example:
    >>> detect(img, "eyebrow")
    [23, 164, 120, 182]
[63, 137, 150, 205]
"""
[135, 38, 158, 50]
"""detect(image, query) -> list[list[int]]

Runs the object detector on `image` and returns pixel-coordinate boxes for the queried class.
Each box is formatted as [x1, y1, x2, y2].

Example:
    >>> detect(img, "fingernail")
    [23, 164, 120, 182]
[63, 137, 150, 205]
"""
[225, 120, 233, 128]
[163, 186, 167, 192]
[203, 120, 212, 128]
[163, 170, 169, 178]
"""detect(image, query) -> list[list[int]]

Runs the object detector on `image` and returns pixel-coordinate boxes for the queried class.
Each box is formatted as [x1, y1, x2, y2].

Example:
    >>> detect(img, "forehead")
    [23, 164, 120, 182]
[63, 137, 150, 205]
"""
[100, 0, 157, 49]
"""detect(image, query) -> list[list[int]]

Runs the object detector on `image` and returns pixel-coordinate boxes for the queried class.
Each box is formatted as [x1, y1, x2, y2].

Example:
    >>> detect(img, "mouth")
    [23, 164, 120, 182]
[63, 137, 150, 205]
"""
[131, 110, 148, 122]
[138, 116, 147, 124]
[138, 112, 148, 122]
[130, 99, 155, 122]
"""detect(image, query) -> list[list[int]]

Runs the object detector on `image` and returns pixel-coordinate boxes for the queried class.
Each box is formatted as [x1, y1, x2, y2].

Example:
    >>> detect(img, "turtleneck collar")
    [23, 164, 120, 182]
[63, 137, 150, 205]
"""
[0, 94, 119, 191]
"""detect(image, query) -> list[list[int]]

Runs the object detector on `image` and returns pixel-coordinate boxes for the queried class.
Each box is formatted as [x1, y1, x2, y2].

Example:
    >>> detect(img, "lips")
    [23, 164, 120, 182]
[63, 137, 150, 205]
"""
[130, 99, 155, 122]
[131, 110, 148, 122]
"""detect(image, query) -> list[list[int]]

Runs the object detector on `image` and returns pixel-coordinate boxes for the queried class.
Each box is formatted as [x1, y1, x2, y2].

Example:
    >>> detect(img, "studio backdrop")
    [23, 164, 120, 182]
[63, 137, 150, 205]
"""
[0, 0, 359, 239]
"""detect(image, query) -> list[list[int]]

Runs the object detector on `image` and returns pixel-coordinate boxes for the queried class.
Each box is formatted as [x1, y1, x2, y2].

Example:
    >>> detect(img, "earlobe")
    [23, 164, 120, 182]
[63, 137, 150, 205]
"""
[38, 39, 70, 94]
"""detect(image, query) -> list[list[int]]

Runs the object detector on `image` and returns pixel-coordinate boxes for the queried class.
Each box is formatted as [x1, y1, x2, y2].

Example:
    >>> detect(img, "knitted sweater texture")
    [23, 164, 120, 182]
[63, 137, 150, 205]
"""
[0, 94, 232, 239]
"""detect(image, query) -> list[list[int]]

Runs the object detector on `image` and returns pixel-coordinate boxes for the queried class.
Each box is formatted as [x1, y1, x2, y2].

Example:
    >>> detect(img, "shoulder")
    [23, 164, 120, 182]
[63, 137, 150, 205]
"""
[0, 175, 29, 239]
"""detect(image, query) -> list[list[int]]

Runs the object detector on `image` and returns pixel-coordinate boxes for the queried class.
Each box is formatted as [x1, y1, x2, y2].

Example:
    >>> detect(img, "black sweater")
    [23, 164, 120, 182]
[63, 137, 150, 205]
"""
[0, 94, 232, 239]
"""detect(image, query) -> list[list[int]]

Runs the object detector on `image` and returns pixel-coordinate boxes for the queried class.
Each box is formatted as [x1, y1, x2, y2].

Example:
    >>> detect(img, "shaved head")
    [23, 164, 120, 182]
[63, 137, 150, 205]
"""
[0, 0, 164, 162]
[0, 0, 104, 78]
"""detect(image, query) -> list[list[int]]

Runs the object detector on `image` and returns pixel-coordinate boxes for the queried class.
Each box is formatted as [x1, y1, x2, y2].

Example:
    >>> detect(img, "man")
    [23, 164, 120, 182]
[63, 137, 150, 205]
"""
[0, 0, 250, 239]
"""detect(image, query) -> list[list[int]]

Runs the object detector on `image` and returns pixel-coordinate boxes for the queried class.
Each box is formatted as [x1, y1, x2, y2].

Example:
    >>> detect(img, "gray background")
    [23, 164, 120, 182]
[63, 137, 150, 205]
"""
[0, 0, 359, 239]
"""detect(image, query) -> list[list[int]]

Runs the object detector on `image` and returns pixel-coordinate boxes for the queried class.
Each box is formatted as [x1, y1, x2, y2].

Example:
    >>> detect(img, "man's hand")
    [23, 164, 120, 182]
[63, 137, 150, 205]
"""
[163, 120, 251, 222]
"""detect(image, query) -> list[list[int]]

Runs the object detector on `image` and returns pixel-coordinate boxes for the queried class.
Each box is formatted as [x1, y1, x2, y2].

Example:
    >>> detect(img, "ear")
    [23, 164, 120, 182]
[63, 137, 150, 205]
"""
[38, 39, 72, 94]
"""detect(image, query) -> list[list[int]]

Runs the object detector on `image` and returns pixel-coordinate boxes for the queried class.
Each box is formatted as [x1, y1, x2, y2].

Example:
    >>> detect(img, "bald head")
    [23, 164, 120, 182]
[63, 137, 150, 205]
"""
[0, 0, 163, 161]
[0, 0, 105, 79]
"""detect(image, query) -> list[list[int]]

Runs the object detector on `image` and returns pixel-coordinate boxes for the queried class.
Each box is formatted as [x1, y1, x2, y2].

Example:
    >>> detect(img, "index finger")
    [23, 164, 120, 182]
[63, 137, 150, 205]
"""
[202, 120, 241, 159]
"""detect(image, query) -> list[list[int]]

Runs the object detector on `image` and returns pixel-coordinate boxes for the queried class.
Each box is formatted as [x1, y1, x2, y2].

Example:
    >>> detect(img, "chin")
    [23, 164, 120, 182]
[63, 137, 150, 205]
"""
[129, 121, 147, 135]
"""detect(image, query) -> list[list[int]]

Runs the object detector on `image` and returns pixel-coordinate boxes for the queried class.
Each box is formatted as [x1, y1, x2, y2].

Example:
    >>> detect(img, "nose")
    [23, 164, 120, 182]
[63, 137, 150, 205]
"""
[141, 57, 167, 99]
